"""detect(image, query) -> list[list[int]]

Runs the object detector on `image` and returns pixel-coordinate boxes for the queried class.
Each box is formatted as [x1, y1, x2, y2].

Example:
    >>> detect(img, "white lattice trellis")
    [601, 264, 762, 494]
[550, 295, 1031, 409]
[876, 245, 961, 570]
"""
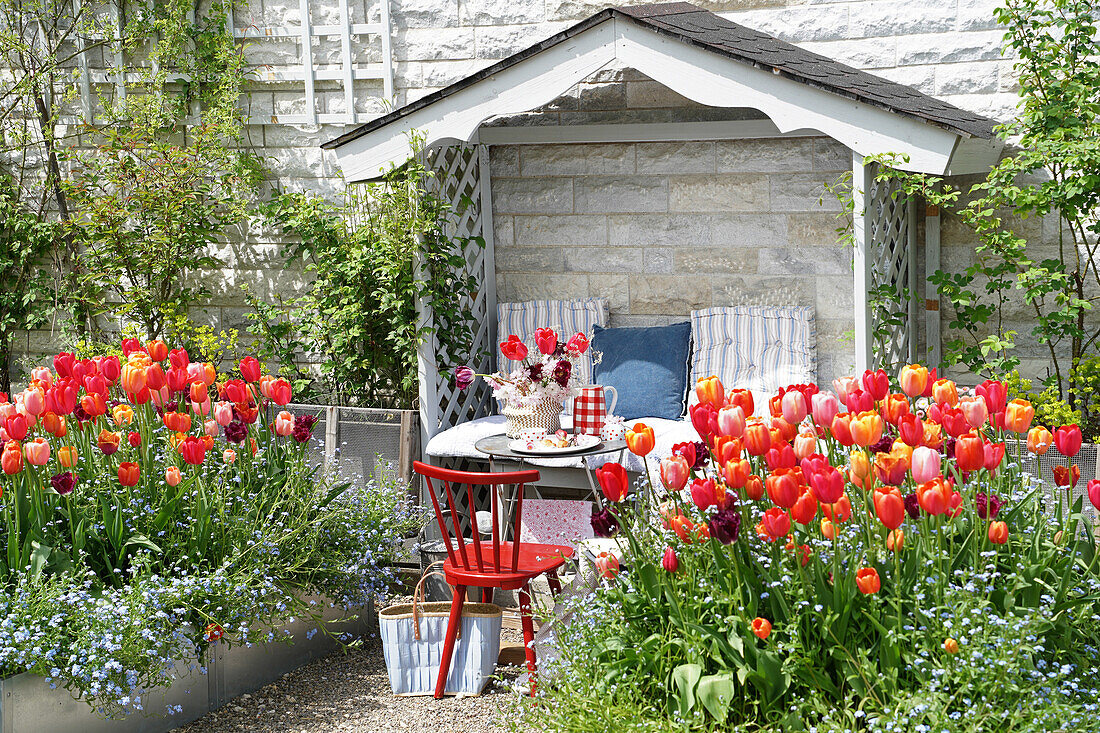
[416, 143, 495, 443]
[67, 0, 393, 126]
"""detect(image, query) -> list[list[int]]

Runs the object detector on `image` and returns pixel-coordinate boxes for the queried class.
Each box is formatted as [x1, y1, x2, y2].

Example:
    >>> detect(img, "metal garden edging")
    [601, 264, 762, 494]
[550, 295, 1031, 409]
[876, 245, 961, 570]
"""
[0, 599, 373, 733]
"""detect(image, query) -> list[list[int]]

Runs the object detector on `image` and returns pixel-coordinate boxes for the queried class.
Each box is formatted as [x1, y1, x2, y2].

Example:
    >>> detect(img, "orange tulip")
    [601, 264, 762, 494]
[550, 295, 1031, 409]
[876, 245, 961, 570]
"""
[712, 435, 741, 464]
[120, 363, 146, 395]
[849, 450, 871, 489]
[660, 456, 690, 491]
[954, 432, 985, 473]
[881, 393, 910, 426]
[823, 494, 851, 523]
[874, 488, 905, 530]
[1004, 399, 1035, 434]
[722, 458, 750, 489]
[625, 423, 654, 457]
[117, 462, 140, 487]
[830, 413, 854, 446]
[146, 339, 169, 362]
[988, 520, 1008, 545]
[670, 515, 696, 543]
[887, 529, 904, 552]
[58, 446, 78, 468]
[793, 432, 817, 460]
[23, 437, 49, 466]
[595, 552, 620, 579]
[596, 462, 629, 502]
[727, 388, 754, 416]
[850, 411, 884, 448]
[112, 405, 134, 426]
[1027, 426, 1053, 455]
[944, 638, 959, 654]
[820, 517, 836, 539]
[165, 466, 182, 487]
[898, 364, 929, 398]
[873, 451, 909, 487]
[931, 378, 959, 407]
[791, 490, 818, 525]
[695, 376, 725, 410]
[922, 421, 944, 450]
[744, 474, 764, 501]
[743, 422, 772, 457]
[751, 617, 772, 640]
[41, 412, 66, 438]
[766, 469, 800, 509]
[2, 442, 23, 474]
[855, 567, 881, 594]
[917, 477, 953, 516]
[771, 417, 798, 443]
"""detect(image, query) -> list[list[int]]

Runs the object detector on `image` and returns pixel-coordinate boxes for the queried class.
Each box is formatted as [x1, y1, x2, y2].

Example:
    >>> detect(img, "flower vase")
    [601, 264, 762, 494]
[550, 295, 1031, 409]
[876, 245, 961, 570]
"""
[502, 396, 564, 439]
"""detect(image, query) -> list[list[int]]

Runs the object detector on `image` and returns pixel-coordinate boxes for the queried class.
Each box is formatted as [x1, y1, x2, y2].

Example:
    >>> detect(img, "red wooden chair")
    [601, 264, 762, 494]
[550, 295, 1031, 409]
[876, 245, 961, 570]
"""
[413, 461, 575, 698]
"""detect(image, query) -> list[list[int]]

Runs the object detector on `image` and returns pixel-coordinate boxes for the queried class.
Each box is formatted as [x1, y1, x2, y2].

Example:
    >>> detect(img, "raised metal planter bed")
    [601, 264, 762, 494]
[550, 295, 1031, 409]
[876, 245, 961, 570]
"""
[0, 599, 373, 733]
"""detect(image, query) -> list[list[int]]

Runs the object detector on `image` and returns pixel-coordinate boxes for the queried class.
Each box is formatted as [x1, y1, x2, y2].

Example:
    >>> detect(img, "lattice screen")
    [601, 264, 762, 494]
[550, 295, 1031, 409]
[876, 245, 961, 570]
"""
[866, 168, 916, 371]
[418, 144, 495, 440]
[67, 0, 393, 126]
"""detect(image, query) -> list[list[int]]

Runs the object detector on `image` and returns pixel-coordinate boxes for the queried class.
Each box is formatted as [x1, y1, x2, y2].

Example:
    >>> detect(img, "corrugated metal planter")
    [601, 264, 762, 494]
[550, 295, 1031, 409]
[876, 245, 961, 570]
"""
[379, 601, 502, 696]
[0, 597, 373, 733]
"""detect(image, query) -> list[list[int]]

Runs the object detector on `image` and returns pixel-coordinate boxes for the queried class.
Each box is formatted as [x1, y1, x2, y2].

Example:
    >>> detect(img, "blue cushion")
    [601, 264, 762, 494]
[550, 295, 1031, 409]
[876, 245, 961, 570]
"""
[592, 322, 691, 421]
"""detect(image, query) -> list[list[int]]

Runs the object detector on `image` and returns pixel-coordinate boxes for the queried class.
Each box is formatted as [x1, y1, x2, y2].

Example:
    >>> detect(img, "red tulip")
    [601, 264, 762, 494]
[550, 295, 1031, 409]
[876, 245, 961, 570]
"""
[917, 477, 953, 516]
[499, 335, 528, 361]
[117, 462, 140, 487]
[830, 413, 854, 446]
[595, 552, 620, 579]
[1054, 425, 1083, 458]
[53, 352, 75, 378]
[1054, 464, 1081, 488]
[689, 403, 719, 442]
[751, 617, 772, 640]
[269, 378, 292, 406]
[144, 363, 166, 392]
[661, 546, 678, 573]
[940, 407, 970, 438]
[855, 567, 881, 594]
[790, 490, 818, 525]
[1088, 479, 1100, 513]
[690, 478, 719, 511]
[566, 332, 589, 354]
[534, 327, 558, 356]
[975, 379, 1007, 414]
[121, 338, 145, 356]
[239, 356, 262, 382]
[179, 436, 207, 466]
[897, 414, 923, 447]
[596, 462, 628, 503]
[954, 432, 984, 473]
[874, 490, 905, 530]
[169, 348, 190, 370]
[99, 355, 121, 385]
[843, 388, 874, 414]
[760, 507, 791, 541]
[765, 469, 800, 509]
[167, 367, 189, 394]
[808, 466, 842, 505]
[862, 369, 889, 401]
[764, 443, 797, 471]
[3, 414, 27, 441]
[983, 441, 1006, 474]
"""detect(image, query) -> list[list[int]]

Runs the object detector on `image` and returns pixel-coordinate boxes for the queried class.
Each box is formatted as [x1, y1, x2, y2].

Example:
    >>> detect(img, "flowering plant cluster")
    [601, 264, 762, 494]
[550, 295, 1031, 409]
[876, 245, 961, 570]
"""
[530, 365, 1100, 731]
[456, 328, 592, 407]
[0, 339, 420, 715]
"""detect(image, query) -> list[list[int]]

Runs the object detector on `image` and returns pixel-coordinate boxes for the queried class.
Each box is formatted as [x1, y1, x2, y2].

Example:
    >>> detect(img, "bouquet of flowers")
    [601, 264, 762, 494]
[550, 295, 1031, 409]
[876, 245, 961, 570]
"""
[456, 328, 592, 408]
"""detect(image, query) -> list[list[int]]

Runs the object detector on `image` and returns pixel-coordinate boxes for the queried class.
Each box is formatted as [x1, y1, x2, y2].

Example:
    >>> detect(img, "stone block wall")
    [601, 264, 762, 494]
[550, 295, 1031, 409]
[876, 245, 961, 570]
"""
[490, 134, 856, 385]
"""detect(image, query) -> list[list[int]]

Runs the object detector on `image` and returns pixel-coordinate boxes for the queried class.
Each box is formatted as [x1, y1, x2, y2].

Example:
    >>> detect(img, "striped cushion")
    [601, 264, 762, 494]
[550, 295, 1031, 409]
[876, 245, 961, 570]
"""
[689, 306, 817, 407]
[496, 298, 609, 386]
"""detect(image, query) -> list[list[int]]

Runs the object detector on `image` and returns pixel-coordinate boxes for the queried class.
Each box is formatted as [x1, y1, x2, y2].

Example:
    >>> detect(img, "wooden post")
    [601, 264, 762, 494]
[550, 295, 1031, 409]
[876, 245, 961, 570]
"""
[324, 405, 338, 474]
[925, 188, 942, 367]
[852, 151, 874, 373]
[907, 193, 918, 363]
[397, 410, 419, 503]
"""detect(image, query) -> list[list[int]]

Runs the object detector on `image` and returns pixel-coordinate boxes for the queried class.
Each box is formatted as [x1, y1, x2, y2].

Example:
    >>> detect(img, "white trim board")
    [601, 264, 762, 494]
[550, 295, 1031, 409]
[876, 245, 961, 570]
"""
[330, 15, 1003, 182]
[476, 120, 820, 146]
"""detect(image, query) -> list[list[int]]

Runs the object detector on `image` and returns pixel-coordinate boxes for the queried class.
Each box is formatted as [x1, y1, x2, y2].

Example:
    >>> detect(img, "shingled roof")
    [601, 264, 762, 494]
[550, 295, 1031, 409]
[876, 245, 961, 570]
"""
[324, 2, 997, 151]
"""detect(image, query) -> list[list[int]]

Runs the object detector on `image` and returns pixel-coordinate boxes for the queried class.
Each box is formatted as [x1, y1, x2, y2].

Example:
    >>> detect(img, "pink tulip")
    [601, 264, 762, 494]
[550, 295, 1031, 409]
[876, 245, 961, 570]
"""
[186, 362, 206, 384]
[660, 455, 690, 491]
[275, 411, 295, 437]
[566, 332, 589, 354]
[717, 405, 745, 438]
[214, 401, 234, 427]
[190, 399, 212, 417]
[793, 432, 817, 460]
[149, 386, 171, 408]
[31, 367, 52, 387]
[811, 392, 839, 428]
[24, 438, 50, 466]
[1089, 479, 1100, 513]
[204, 419, 220, 438]
[911, 446, 942, 483]
[690, 478, 718, 511]
[534, 327, 558, 356]
[781, 390, 808, 425]
[959, 396, 988, 429]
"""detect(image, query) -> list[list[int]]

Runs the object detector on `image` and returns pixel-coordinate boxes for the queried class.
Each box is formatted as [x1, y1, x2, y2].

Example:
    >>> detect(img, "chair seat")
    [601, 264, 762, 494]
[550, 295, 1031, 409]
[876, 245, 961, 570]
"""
[443, 541, 575, 590]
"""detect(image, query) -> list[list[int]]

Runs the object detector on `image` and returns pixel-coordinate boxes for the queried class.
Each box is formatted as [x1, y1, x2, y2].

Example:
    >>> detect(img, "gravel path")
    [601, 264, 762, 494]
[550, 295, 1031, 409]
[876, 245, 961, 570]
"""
[173, 628, 527, 733]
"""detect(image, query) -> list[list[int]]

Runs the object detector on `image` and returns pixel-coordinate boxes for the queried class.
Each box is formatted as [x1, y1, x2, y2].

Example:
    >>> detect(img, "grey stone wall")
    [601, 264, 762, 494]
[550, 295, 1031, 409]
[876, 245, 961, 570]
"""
[490, 134, 856, 385]
[13, 0, 1045, 387]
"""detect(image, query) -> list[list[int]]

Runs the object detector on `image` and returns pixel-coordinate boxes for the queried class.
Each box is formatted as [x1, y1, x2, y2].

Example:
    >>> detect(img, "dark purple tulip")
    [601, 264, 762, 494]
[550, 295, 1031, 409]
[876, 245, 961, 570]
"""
[904, 492, 920, 519]
[454, 365, 475, 391]
[708, 509, 741, 544]
[590, 508, 619, 538]
[51, 472, 77, 496]
[976, 491, 1003, 519]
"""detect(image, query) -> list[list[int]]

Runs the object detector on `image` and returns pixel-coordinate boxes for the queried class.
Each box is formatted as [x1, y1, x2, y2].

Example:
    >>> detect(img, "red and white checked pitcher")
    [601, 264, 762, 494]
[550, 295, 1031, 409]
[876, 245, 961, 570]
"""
[572, 385, 618, 436]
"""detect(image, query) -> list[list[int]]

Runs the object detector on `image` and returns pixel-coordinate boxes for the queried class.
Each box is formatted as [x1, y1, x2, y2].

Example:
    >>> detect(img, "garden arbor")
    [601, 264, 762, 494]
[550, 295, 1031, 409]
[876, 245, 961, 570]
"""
[323, 2, 1002, 442]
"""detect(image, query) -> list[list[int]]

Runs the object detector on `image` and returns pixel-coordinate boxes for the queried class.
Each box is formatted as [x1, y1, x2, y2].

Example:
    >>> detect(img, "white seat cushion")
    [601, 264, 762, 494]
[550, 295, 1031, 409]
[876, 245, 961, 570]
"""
[689, 306, 816, 412]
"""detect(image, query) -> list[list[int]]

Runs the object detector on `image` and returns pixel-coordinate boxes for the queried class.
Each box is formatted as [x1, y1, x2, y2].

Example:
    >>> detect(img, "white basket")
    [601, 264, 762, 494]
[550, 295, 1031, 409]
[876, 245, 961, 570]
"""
[378, 571, 502, 696]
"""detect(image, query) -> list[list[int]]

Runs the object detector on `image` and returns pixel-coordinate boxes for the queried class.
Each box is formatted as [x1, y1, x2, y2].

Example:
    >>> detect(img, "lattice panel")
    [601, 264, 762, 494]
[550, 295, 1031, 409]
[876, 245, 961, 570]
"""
[420, 144, 494, 438]
[867, 170, 913, 371]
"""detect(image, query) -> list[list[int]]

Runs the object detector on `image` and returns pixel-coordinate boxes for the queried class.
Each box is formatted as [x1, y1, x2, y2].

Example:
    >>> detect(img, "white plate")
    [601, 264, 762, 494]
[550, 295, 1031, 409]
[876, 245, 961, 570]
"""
[510, 434, 601, 455]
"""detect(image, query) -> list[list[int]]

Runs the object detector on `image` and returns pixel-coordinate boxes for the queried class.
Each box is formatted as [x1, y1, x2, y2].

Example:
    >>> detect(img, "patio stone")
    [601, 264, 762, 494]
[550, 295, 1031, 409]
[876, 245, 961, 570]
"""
[625, 80, 701, 109]
[629, 275, 711, 315]
[589, 272, 631, 313]
[711, 276, 815, 309]
[574, 176, 668, 214]
[564, 246, 644, 273]
[848, 0, 957, 38]
[499, 273, 590, 302]
[513, 214, 606, 246]
[668, 173, 769, 213]
[812, 139, 851, 173]
[675, 247, 759, 274]
[758, 245, 850, 276]
[643, 248, 674, 274]
[492, 177, 574, 214]
[608, 214, 712, 248]
[708, 213, 788, 247]
[716, 138, 814, 173]
[496, 246, 566, 272]
[489, 146, 520, 177]
[788, 212, 847, 247]
[769, 173, 844, 212]
[635, 142, 715, 174]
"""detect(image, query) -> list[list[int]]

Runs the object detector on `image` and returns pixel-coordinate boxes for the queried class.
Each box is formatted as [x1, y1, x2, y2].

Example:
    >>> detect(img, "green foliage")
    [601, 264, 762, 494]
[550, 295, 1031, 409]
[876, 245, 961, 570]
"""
[259, 145, 483, 408]
[0, 178, 61, 394]
[870, 0, 1100, 393]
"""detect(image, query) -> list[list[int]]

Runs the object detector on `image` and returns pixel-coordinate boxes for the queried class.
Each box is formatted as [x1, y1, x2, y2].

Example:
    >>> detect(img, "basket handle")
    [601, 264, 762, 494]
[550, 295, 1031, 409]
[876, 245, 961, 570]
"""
[411, 561, 463, 642]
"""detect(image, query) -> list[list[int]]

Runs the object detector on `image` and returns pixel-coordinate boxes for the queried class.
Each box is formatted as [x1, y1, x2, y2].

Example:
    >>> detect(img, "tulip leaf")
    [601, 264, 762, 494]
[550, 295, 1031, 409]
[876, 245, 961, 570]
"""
[28, 540, 51, 577]
[671, 663, 702, 718]
[696, 673, 735, 722]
